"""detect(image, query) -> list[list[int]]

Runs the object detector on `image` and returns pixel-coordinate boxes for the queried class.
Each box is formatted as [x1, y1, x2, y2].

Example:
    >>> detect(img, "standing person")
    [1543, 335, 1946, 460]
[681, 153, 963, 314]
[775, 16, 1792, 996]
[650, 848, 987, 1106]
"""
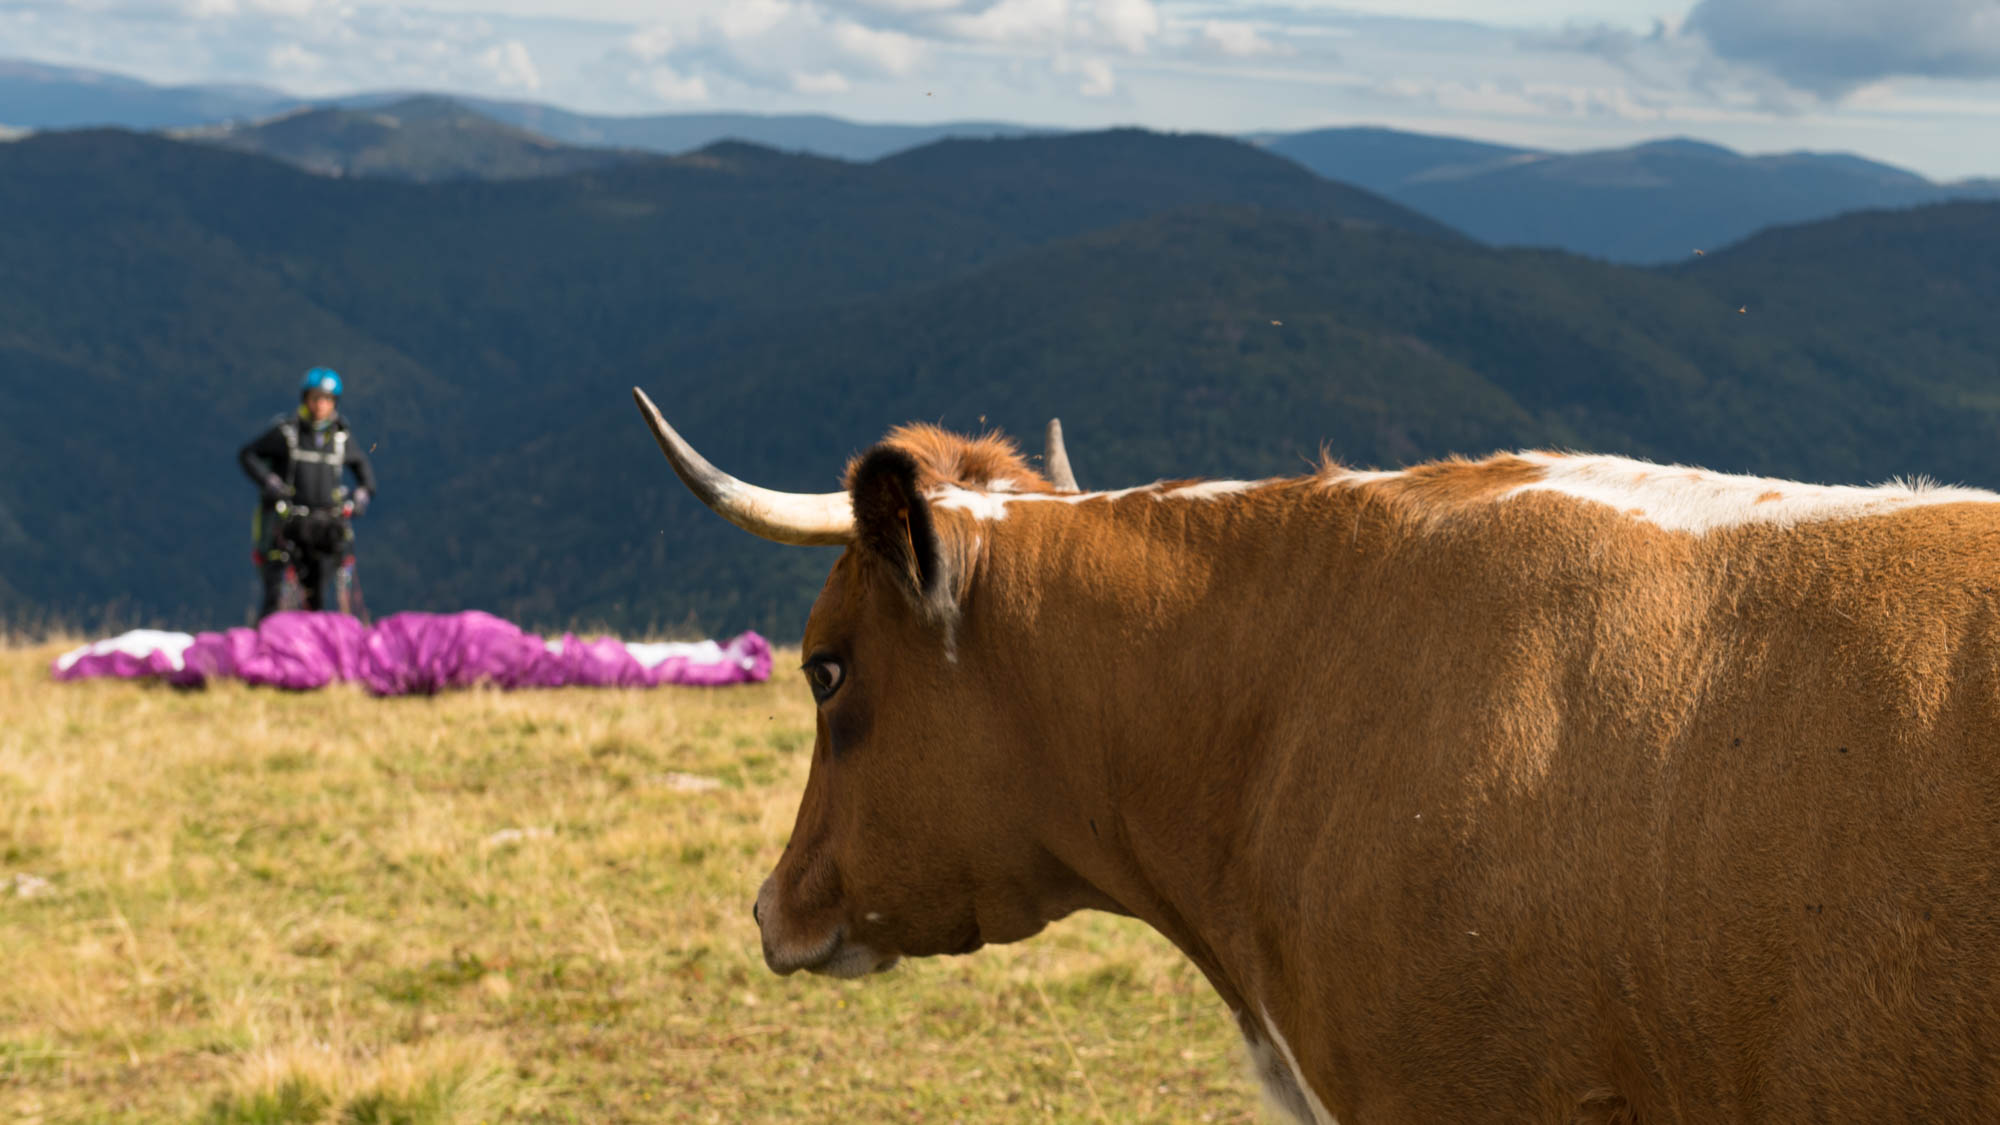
[239, 368, 377, 619]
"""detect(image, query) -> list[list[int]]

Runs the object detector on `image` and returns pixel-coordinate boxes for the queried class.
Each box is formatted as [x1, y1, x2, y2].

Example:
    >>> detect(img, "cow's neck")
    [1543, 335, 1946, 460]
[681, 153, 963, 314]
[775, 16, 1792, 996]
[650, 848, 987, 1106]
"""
[970, 481, 1388, 1086]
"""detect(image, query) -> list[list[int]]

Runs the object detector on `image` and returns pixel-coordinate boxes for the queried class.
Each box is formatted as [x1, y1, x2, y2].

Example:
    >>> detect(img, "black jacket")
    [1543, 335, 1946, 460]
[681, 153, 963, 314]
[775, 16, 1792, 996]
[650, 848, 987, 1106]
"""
[239, 412, 376, 509]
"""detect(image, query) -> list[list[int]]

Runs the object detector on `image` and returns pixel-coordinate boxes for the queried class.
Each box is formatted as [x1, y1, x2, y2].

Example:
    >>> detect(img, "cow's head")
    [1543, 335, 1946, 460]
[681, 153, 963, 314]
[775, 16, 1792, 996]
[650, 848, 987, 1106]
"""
[634, 390, 1102, 978]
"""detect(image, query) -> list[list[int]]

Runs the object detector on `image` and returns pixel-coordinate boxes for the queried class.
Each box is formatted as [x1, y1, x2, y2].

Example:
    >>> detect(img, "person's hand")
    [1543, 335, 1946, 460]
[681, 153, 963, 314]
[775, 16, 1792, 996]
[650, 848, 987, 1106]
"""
[351, 488, 370, 516]
[261, 474, 290, 502]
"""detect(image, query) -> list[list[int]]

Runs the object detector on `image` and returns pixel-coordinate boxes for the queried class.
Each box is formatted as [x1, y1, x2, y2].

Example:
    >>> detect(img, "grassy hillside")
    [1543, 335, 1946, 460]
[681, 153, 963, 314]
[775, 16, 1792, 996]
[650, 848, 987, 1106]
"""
[0, 643, 1255, 1122]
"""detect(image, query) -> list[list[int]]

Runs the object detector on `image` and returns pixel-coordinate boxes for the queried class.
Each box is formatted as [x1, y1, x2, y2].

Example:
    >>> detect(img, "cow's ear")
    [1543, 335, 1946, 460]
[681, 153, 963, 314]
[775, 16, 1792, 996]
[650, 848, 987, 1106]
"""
[849, 446, 947, 604]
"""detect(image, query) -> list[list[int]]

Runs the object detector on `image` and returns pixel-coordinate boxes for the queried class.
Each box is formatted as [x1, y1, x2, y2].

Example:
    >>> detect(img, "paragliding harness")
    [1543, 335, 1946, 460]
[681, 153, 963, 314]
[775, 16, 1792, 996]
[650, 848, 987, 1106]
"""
[251, 421, 368, 621]
[253, 499, 367, 620]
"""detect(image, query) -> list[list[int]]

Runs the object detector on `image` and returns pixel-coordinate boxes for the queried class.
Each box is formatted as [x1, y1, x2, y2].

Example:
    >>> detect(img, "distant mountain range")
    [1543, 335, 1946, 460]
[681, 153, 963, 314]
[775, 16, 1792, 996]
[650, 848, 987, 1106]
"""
[11, 56, 2000, 264]
[177, 96, 635, 182]
[0, 58, 291, 128]
[162, 96, 2000, 261]
[0, 57, 1045, 162]
[4, 123, 1999, 635]
[455, 100, 1048, 162]
[1262, 127, 2000, 263]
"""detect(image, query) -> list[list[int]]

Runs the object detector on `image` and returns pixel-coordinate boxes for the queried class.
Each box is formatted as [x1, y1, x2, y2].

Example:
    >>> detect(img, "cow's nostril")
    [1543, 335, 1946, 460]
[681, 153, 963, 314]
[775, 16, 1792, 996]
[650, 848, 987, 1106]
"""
[752, 900, 762, 925]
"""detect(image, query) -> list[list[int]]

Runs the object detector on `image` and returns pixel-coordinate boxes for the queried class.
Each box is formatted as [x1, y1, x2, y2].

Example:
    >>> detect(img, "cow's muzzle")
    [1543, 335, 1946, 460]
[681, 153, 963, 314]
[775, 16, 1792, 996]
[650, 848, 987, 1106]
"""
[754, 878, 899, 979]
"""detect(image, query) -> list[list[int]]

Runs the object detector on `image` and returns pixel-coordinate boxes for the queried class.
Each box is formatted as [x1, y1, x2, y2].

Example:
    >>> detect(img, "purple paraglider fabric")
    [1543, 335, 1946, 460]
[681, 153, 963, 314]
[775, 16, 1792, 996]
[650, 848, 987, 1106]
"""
[177, 612, 369, 690]
[51, 611, 772, 695]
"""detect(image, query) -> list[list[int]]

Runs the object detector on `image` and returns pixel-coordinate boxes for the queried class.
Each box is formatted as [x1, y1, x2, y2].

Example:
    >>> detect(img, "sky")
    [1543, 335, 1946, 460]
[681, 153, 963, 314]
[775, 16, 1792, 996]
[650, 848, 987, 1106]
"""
[5, 0, 2000, 179]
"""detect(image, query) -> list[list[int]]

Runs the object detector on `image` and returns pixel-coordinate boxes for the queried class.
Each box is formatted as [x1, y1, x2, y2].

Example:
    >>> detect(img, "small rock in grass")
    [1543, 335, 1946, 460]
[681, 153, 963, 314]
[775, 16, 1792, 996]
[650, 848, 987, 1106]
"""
[482, 826, 555, 850]
[658, 772, 724, 793]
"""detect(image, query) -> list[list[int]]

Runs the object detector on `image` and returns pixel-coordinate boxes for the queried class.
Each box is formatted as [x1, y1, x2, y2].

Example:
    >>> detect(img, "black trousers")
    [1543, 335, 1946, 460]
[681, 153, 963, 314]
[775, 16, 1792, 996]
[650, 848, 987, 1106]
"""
[258, 550, 344, 619]
[256, 508, 351, 620]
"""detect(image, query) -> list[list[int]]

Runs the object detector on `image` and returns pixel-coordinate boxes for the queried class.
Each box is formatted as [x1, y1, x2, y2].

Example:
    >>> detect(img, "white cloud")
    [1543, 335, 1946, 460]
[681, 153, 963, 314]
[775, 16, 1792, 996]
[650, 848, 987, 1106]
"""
[1057, 53, 1116, 95]
[637, 62, 709, 101]
[1285, 0, 1680, 26]
[941, 0, 1068, 46]
[625, 24, 675, 64]
[1199, 20, 1290, 58]
[479, 38, 542, 90]
[186, 0, 325, 16]
[713, 0, 794, 41]
[1375, 74, 1703, 123]
[593, 2, 926, 103]
[873, 0, 1158, 54]
[589, 1, 940, 105]
[1526, 18, 1813, 115]
[832, 20, 923, 74]
[1092, 0, 1158, 53]
[10, 0, 2000, 180]
[1687, 0, 2000, 96]
[842, 0, 963, 11]
[793, 69, 851, 93]
[266, 41, 323, 74]
[247, 0, 323, 17]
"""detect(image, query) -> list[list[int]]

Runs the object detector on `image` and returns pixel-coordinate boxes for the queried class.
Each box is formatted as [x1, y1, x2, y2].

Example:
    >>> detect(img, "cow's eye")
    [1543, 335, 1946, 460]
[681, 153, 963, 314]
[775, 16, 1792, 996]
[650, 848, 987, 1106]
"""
[802, 656, 844, 703]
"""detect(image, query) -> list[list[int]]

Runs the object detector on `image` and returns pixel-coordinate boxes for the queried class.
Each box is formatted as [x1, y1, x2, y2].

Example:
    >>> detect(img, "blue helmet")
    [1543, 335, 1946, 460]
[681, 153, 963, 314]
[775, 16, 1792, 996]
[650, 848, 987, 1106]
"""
[300, 367, 343, 397]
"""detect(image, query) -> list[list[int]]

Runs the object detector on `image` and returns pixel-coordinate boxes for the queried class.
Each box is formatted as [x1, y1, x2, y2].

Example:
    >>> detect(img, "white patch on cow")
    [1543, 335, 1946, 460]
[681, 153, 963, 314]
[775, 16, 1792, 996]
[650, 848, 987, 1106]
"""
[1324, 468, 1406, 487]
[928, 482, 1247, 521]
[1162, 479, 1265, 501]
[1244, 1007, 1338, 1125]
[987, 477, 1019, 493]
[930, 484, 1147, 520]
[929, 487, 1020, 520]
[865, 911, 883, 922]
[1505, 452, 2000, 534]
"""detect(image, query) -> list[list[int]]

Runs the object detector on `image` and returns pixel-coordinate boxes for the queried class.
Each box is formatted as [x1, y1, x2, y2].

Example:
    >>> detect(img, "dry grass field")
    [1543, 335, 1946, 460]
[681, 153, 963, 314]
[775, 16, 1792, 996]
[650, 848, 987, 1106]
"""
[0, 638, 1258, 1123]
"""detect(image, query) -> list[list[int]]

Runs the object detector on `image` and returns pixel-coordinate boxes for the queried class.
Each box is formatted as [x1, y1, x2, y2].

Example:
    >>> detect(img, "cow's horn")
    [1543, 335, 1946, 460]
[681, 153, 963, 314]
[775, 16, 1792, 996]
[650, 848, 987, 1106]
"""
[1044, 418, 1080, 494]
[632, 388, 853, 546]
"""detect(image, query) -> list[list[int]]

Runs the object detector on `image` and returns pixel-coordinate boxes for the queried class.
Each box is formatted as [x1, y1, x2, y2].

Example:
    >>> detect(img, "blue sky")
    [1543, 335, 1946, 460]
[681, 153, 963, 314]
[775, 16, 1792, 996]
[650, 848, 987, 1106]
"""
[6, 0, 2000, 179]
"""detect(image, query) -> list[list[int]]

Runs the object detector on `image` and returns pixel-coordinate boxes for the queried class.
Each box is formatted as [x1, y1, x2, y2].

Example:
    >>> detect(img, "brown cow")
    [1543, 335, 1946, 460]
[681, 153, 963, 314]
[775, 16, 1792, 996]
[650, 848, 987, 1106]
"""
[635, 388, 2000, 1124]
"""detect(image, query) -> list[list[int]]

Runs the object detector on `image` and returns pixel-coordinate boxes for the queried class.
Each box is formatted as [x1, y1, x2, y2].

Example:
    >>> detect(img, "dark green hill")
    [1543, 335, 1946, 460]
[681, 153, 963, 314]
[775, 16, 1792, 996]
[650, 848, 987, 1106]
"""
[875, 129, 1464, 243]
[1256, 126, 1534, 196]
[433, 200, 2000, 633]
[183, 96, 635, 182]
[0, 127, 1453, 630]
[1670, 201, 2000, 471]
[6, 125, 1998, 635]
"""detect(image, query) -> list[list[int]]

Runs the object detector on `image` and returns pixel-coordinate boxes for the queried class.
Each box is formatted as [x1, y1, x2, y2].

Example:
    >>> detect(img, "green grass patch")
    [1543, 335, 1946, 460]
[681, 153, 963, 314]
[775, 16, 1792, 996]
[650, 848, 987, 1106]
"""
[0, 644, 1255, 1122]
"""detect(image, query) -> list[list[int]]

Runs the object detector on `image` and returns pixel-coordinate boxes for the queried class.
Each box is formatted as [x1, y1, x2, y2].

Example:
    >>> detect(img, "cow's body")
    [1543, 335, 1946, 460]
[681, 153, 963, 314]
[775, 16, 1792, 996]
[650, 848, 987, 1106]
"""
[933, 455, 2000, 1123]
[633, 393, 2000, 1124]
